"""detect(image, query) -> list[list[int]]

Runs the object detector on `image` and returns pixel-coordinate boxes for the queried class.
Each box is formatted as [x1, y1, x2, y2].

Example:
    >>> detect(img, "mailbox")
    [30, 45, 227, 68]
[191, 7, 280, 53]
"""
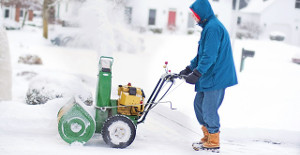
[240, 48, 255, 72]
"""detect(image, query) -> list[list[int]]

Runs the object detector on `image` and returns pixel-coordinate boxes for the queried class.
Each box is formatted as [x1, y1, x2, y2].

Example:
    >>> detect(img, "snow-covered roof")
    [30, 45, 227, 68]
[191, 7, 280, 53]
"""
[240, 0, 276, 14]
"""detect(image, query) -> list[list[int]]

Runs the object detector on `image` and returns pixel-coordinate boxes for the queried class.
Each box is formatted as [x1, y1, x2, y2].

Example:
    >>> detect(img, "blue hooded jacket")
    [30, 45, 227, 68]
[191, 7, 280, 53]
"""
[189, 0, 238, 92]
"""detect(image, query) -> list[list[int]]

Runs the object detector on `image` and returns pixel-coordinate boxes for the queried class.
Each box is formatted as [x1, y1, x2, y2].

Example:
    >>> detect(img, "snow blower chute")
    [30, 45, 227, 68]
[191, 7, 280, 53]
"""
[57, 56, 183, 148]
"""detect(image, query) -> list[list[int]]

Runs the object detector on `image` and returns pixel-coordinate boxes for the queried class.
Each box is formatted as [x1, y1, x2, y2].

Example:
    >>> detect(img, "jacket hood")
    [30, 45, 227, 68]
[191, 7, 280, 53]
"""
[190, 0, 215, 25]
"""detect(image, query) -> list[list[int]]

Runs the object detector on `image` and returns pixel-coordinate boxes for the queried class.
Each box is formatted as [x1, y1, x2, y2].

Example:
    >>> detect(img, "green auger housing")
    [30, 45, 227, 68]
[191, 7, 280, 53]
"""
[57, 97, 95, 144]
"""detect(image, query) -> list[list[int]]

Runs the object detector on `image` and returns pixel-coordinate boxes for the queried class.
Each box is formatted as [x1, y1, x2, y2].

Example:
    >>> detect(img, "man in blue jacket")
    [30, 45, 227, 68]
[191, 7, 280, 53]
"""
[180, 0, 238, 151]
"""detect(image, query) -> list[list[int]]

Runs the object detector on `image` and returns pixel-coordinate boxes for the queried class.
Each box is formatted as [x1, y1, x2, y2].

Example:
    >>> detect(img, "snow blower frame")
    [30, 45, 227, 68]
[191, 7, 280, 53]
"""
[57, 56, 183, 148]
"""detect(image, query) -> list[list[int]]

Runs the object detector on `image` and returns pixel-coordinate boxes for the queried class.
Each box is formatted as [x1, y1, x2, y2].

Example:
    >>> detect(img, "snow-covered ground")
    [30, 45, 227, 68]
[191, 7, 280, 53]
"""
[0, 26, 300, 155]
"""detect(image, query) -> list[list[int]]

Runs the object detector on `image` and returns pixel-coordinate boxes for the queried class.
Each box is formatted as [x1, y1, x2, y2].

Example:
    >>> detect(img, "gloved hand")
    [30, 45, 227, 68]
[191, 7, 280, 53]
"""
[185, 69, 202, 84]
[179, 66, 192, 76]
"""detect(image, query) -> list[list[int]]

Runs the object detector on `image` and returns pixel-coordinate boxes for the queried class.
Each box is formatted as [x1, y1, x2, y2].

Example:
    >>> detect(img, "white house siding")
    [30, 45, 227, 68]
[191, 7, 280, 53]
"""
[238, 13, 261, 24]
[2, 6, 16, 21]
[125, 0, 195, 33]
[1, 6, 30, 22]
[297, 20, 300, 45]
[210, 0, 234, 36]
[292, 4, 300, 46]
[240, 0, 300, 46]
[125, 0, 234, 34]
[260, 0, 297, 44]
[54, 0, 235, 34]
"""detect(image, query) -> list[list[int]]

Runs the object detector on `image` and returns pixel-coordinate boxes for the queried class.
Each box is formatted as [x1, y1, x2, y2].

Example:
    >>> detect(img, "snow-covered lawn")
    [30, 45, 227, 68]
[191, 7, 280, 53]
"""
[0, 27, 300, 154]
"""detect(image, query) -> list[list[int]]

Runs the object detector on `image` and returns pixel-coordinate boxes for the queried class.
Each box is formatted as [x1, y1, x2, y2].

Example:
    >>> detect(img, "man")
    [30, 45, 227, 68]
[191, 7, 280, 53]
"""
[180, 0, 238, 151]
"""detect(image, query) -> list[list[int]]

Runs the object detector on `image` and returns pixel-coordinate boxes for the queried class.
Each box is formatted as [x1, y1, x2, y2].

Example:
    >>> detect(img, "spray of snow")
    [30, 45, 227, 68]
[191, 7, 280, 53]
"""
[51, 0, 144, 56]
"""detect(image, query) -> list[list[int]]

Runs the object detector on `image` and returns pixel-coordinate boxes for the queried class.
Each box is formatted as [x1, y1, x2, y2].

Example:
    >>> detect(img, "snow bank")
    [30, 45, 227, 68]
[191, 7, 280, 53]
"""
[2, 22, 300, 154]
[26, 73, 93, 105]
[3, 19, 21, 30]
[0, 26, 12, 101]
[221, 39, 300, 133]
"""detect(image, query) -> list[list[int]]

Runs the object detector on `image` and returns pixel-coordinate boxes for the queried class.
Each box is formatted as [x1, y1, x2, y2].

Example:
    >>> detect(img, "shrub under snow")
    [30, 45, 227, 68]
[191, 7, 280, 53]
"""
[26, 73, 93, 105]
[18, 54, 43, 65]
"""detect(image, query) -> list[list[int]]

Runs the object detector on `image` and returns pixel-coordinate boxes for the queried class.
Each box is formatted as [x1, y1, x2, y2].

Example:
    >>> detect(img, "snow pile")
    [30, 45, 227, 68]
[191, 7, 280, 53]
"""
[292, 51, 300, 64]
[1, 23, 300, 154]
[0, 27, 12, 101]
[26, 73, 93, 105]
[3, 19, 21, 30]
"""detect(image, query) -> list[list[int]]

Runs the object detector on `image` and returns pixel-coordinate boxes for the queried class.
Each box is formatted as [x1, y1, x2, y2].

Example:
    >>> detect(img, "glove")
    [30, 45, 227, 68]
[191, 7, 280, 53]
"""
[185, 69, 202, 84]
[179, 66, 192, 76]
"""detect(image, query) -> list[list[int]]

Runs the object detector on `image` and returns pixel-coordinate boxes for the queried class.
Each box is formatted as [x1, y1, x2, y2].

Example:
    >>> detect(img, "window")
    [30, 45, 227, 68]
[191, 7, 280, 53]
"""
[237, 16, 241, 25]
[296, 0, 300, 9]
[187, 12, 194, 28]
[5, 9, 9, 18]
[232, 0, 237, 10]
[148, 9, 156, 25]
[20, 10, 24, 17]
[125, 7, 132, 24]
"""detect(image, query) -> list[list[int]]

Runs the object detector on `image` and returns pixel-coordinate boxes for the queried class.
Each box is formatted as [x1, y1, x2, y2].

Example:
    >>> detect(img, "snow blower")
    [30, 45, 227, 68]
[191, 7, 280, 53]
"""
[57, 56, 183, 148]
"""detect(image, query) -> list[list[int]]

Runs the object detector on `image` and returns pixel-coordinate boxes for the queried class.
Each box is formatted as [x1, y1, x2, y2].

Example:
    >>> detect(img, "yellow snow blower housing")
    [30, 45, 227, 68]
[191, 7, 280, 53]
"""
[117, 83, 145, 116]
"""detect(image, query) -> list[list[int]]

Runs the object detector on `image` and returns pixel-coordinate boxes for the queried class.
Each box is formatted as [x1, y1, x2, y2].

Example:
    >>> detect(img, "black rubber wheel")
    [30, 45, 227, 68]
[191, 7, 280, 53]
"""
[102, 115, 136, 148]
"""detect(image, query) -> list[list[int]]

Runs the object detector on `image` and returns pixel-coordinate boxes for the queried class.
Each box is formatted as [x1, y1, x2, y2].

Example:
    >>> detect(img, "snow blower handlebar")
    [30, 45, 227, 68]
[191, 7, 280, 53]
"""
[137, 62, 185, 124]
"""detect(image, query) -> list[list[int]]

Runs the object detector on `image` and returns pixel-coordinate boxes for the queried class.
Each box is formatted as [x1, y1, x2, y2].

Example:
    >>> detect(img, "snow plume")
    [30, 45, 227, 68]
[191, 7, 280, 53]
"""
[63, 0, 144, 56]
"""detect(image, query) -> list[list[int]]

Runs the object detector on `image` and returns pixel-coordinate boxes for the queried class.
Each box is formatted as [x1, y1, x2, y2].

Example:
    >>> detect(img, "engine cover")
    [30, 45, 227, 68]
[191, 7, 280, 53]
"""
[117, 84, 145, 116]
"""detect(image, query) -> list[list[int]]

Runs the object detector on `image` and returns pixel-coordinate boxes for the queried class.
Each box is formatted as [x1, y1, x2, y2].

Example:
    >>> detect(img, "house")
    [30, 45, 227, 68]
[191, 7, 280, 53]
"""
[0, 1, 41, 29]
[124, 0, 236, 34]
[124, 0, 196, 33]
[1, 3, 33, 22]
[238, 0, 300, 46]
[54, 0, 242, 35]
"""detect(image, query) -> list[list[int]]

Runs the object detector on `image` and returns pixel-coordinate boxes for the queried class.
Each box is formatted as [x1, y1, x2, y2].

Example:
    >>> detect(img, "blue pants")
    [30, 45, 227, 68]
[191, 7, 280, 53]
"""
[194, 89, 225, 134]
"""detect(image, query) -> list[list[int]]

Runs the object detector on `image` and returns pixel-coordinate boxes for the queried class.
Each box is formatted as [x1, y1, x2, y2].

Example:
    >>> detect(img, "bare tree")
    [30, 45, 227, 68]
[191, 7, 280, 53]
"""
[43, 0, 48, 38]
[42, 0, 55, 39]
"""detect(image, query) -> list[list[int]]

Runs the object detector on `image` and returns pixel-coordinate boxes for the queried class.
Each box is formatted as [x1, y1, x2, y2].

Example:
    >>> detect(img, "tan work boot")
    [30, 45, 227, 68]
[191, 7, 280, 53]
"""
[192, 126, 209, 151]
[202, 132, 220, 149]
[200, 126, 209, 144]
